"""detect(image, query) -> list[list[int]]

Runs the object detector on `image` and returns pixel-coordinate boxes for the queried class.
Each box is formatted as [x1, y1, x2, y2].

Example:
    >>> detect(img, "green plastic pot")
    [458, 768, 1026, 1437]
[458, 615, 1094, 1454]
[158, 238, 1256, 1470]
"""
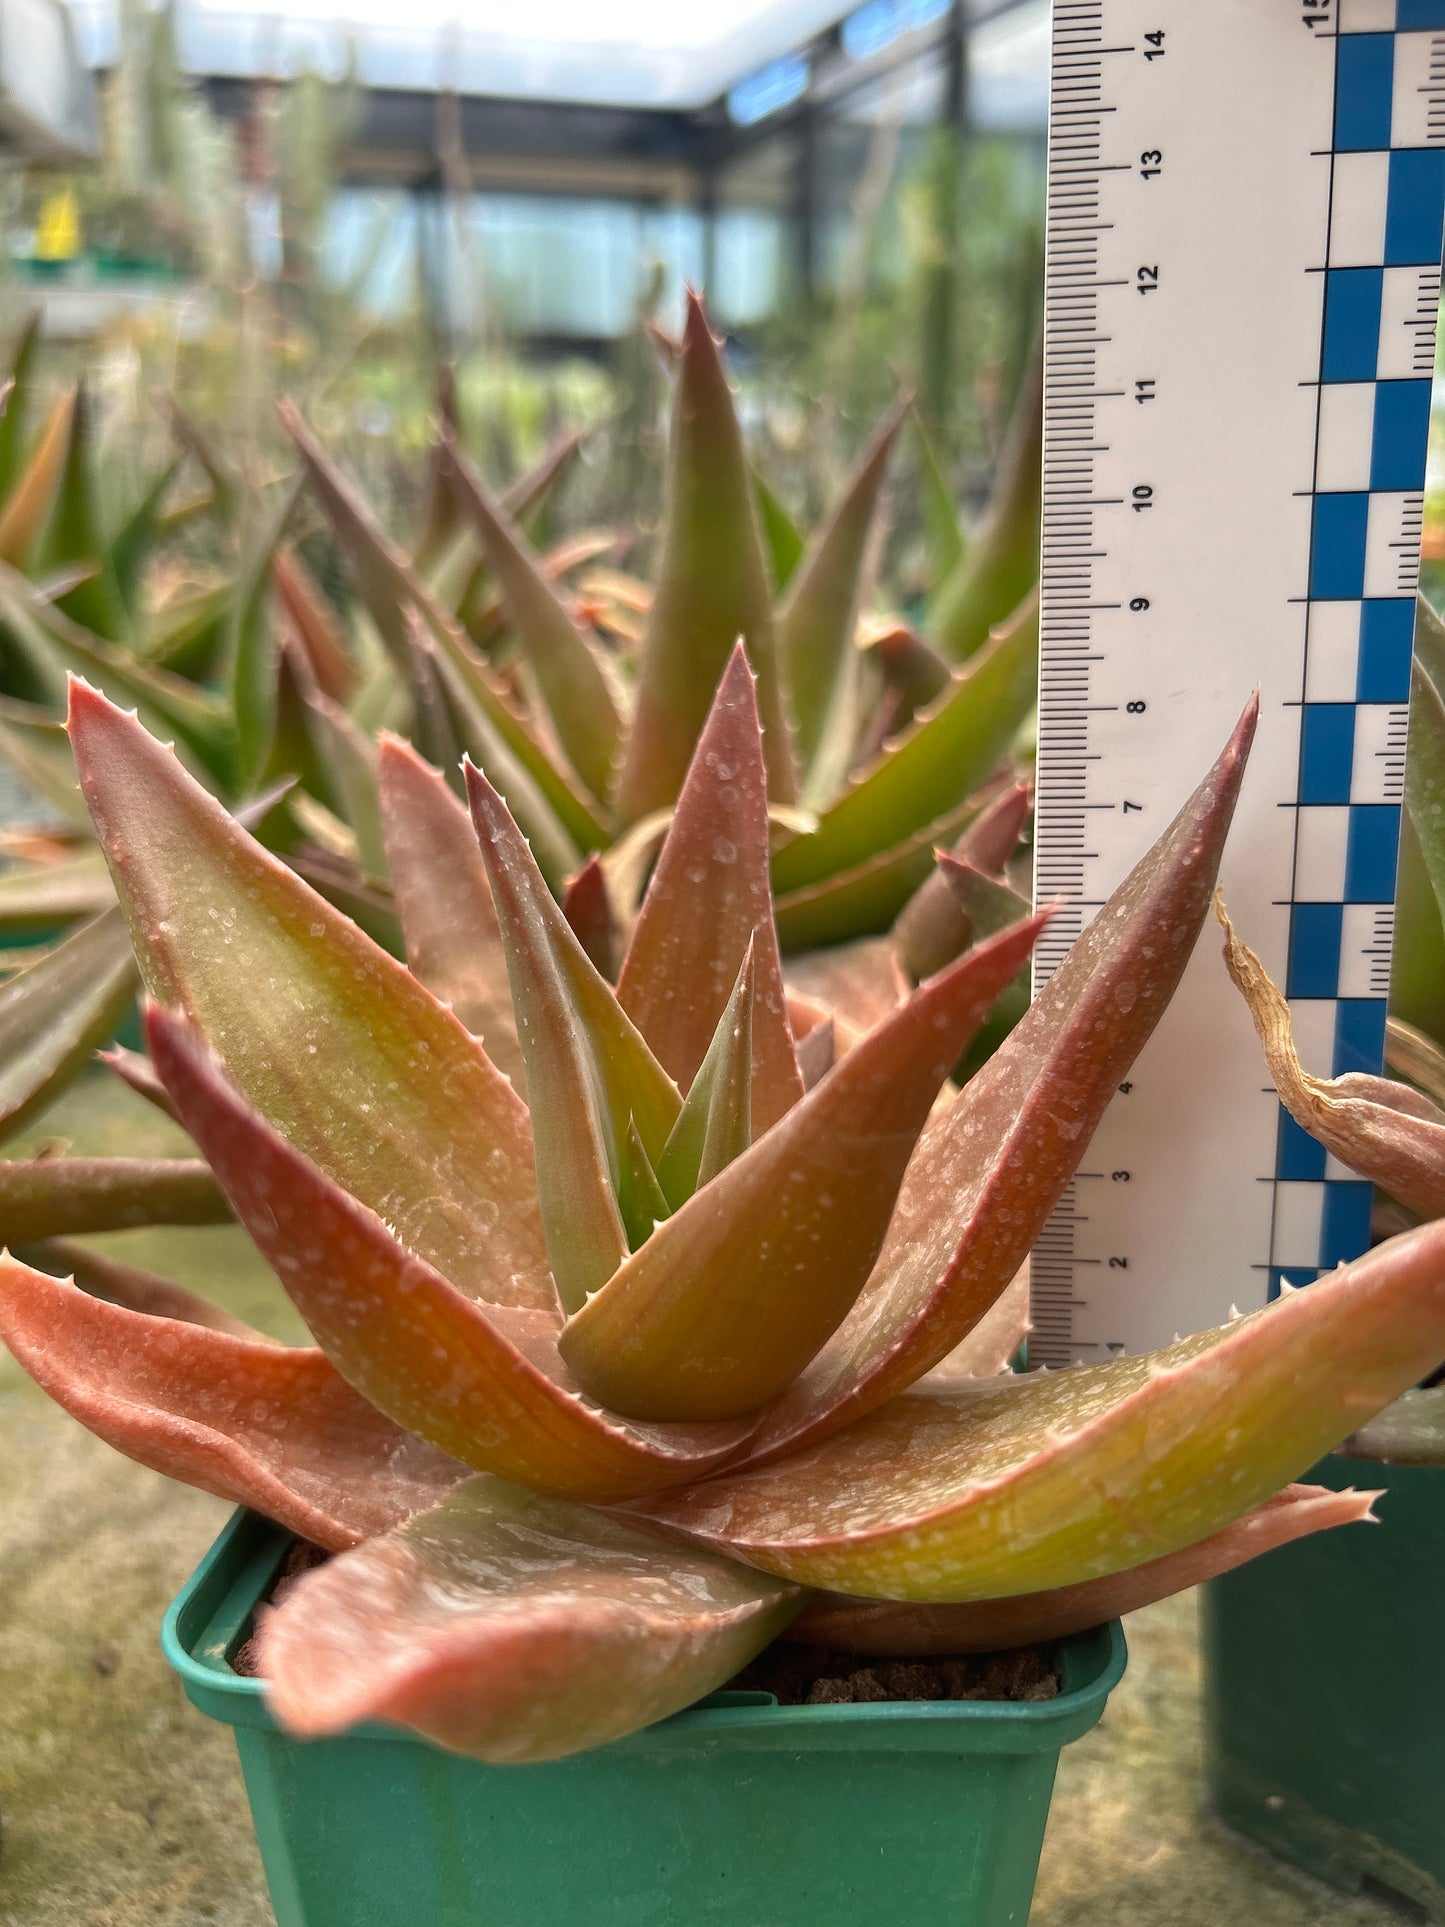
[164, 1509, 1127, 1927]
[1202, 1455, 1444, 1919]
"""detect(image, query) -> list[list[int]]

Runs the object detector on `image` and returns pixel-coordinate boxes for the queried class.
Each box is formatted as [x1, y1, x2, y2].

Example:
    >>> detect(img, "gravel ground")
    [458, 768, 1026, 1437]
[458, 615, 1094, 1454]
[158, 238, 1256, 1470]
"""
[0, 1075, 1415, 1926]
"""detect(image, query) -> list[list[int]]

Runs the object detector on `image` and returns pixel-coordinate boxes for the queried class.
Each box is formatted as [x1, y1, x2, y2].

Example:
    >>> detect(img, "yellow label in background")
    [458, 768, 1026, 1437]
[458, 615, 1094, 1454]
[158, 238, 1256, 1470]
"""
[34, 188, 81, 262]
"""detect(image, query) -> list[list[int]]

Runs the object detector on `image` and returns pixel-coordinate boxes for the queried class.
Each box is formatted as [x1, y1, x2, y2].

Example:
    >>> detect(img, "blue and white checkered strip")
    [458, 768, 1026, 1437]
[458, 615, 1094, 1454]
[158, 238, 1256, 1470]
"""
[1276, 0, 1445, 1293]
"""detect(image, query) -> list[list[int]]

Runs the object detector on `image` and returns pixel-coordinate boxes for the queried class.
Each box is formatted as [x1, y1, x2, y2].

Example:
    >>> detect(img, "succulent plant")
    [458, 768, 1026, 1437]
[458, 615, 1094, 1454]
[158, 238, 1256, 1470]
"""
[277, 293, 1042, 958]
[3, 665, 1444, 1766]
[0, 293, 1041, 1270]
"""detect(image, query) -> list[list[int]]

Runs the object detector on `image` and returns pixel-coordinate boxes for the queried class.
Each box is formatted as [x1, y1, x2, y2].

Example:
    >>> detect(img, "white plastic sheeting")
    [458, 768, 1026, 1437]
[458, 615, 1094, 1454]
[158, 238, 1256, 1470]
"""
[0, 0, 96, 158]
[66, 0, 1045, 120]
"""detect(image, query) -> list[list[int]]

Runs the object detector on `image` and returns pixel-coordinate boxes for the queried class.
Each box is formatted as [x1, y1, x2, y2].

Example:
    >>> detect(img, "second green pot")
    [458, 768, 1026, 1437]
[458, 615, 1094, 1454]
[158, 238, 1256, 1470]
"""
[1202, 1454, 1445, 1919]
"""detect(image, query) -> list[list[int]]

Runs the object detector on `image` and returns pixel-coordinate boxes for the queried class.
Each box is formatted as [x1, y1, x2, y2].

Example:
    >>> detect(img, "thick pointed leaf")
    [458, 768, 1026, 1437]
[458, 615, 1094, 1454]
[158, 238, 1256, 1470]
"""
[375, 735, 522, 1090]
[413, 362, 464, 570]
[230, 481, 301, 795]
[0, 851, 114, 935]
[1391, 803, 1445, 1041]
[1343, 1386, 1445, 1466]
[68, 683, 552, 1312]
[793, 1012, 835, 1091]
[148, 1009, 760, 1503]
[0, 565, 232, 779]
[503, 430, 583, 531]
[617, 294, 797, 821]
[656, 944, 754, 1209]
[639, 1218, 1445, 1598]
[17, 1236, 255, 1335]
[1219, 899, 1445, 1219]
[1414, 589, 1445, 696]
[783, 937, 905, 1041]
[0, 386, 74, 566]
[260, 1475, 800, 1762]
[441, 429, 621, 802]
[617, 1120, 672, 1250]
[753, 470, 806, 593]
[278, 400, 603, 861]
[0, 909, 136, 1134]
[1386, 1015, 1445, 1112]
[110, 455, 176, 601]
[561, 856, 616, 981]
[272, 544, 354, 703]
[0, 312, 40, 501]
[560, 913, 1047, 1422]
[771, 592, 1037, 898]
[1406, 657, 1445, 920]
[618, 647, 802, 1133]
[894, 781, 1031, 983]
[790, 1486, 1376, 1655]
[299, 686, 388, 880]
[36, 382, 127, 641]
[0, 1156, 229, 1240]
[749, 702, 1256, 1461]
[0, 702, 89, 825]
[772, 793, 985, 953]
[938, 852, 1031, 940]
[169, 403, 242, 527]
[779, 399, 905, 800]
[466, 762, 680, 1311]
[0, 1259, 464, 1549]
[97, 1042, 178, 1120]
[429, 638, 583, 888]
[929, 346, 1042, 662]
[912, 400, 966, 591]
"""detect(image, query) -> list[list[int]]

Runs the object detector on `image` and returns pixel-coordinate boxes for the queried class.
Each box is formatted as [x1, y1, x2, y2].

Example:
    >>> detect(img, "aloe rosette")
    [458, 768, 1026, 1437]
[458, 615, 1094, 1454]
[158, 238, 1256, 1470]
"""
[4, 662, 1445, 1767]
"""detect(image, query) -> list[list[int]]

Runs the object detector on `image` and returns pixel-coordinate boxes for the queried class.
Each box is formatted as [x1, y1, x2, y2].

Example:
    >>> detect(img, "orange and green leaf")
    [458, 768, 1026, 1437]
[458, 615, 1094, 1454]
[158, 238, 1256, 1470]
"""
[639, 1218, 1445, 1598]
[0, 1258, 465, 1550]
[560, 913, 1047, 1422]
[260, 1475, 800, 1763]
[617, 294, 797, 821]
[617, 646, 802, 1133]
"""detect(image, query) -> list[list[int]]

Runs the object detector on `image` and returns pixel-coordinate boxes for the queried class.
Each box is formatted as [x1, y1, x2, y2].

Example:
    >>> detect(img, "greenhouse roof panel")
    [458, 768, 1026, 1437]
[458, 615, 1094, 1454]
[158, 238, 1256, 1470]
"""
[68, 0, 1042, 111]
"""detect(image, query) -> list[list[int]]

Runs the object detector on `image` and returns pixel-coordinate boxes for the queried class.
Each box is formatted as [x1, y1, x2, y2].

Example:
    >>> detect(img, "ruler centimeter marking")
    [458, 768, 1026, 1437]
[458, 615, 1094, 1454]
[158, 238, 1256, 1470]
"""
[1031, 0, 1445, 1365]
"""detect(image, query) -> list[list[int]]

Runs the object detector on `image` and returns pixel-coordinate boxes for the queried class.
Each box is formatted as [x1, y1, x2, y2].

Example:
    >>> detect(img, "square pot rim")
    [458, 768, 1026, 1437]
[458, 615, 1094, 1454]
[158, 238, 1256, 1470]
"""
[163, 1506, 1127, 1762]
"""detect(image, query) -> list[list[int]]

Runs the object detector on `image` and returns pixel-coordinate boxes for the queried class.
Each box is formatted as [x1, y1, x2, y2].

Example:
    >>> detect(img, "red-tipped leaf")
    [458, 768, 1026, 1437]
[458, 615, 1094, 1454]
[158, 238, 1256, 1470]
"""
[68, 683, 553, 1313]
[259, 1475, 800, 1762]
[617, 646, 802, 1132]
[376, 734, 523, 1092]
[465, 761, 680, 1311]
[0, 1258, 466, 1550]
[637, 1218, 1445, 1598]
[790, 1485, 1377, 1654]
[616, 294, 797, 820]
[440, 427, 621, 801]
[148, 1008, 756, 1504]
[559, 912, 1048, 1422]
[747, 700, 1258, 1460]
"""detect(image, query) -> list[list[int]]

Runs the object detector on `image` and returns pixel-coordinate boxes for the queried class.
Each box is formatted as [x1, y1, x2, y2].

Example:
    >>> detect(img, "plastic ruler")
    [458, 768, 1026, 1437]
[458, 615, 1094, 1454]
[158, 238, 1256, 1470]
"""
[1030, 0, 1445, 1365]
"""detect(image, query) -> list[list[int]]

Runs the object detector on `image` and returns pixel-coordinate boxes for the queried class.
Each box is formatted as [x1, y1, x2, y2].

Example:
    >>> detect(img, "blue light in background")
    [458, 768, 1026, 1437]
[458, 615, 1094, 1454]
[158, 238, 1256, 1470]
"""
[841, 0, 952, 62]
[726, 52, 809, 125]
